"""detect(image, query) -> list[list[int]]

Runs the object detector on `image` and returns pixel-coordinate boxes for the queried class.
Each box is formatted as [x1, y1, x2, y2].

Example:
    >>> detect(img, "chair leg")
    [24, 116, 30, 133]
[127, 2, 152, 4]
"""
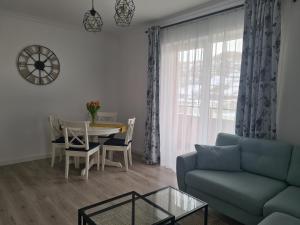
[123, 150, 128, 172]
[75, 157, 80, 169]
[59, 147, 63, 162]
[97, 149, 100, 171]
[51, 145, 56, 167]
[128, 146, 133, 166]
[108, 151, 113, 160]
[85, 156, 89, 180]
[102, 147, 106, 171]
[65, 154, 69, 179]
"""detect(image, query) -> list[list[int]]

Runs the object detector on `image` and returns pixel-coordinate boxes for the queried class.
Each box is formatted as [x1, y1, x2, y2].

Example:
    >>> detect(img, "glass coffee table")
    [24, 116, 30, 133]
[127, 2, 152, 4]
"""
[78, 186, 208, 225]
[144, 186, 208, 225]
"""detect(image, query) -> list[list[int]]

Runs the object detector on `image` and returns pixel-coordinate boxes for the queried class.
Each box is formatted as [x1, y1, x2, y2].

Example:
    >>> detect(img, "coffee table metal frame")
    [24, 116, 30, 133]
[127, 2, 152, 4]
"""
[78, 186, 208, 225]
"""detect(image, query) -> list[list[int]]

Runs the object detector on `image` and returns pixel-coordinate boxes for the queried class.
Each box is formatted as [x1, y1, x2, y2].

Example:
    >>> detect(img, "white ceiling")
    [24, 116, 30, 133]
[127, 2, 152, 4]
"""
[0, 0, 213, 31]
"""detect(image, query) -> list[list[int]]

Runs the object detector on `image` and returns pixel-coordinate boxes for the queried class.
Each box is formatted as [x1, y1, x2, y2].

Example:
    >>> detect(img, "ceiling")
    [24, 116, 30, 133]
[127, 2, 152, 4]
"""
[0, 0, 213, 32]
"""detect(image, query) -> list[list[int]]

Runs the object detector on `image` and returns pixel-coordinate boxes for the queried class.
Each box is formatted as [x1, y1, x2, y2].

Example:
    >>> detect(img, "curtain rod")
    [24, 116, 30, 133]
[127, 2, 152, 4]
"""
[145, 4, 244, 34]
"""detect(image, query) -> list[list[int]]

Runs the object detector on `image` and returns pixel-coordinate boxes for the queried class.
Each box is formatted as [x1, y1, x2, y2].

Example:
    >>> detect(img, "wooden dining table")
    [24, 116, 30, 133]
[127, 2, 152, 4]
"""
[80, 121, 127, 176]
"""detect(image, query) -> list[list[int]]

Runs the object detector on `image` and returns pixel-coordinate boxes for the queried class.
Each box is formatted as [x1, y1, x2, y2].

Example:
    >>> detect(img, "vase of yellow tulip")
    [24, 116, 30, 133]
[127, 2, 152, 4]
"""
[86, 101, 100, 125]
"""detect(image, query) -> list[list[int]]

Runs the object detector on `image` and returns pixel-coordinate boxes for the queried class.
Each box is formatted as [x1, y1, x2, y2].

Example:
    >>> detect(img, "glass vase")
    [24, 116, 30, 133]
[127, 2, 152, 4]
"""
[91, 112, 97, 125]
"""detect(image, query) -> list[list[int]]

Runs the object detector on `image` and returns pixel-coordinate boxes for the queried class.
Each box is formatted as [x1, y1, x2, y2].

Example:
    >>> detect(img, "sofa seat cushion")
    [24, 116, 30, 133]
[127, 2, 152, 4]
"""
[264, 186, 300, 218]
[185, 170, 287, 216]
[259, 212, 300, 225]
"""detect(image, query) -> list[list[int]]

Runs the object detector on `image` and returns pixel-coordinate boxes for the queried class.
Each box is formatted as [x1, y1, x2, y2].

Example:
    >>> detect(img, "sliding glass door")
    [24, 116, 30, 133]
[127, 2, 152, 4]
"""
[160, 8, 244, 171]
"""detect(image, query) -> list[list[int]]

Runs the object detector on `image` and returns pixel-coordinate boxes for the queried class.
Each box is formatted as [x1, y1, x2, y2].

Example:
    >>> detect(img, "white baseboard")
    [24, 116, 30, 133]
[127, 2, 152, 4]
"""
[0, 153, 51, 167]
[0, 149, 142, 167]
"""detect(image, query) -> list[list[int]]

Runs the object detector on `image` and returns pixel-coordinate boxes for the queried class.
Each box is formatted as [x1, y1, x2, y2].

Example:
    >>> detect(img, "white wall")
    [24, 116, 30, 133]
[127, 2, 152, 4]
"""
[117, 27, 148, 155]
[277, 1, 300, 145]
[0, 11, 120, 165]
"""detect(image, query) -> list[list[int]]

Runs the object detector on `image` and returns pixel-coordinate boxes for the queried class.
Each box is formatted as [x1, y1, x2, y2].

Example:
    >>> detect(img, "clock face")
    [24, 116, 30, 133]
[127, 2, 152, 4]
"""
[17, 45, 60, 85]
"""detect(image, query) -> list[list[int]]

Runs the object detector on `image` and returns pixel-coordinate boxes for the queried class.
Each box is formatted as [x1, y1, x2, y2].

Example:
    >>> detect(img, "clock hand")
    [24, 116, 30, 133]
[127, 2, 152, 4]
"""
[24, 49, 37, 62]
[39, 70, 42, 84]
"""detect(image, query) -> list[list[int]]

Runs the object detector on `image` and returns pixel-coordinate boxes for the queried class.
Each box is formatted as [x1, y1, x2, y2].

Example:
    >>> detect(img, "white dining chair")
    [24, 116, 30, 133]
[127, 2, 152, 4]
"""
[49, 115, 64, 167]
[96, 112, 119, 143]
[102, 118, 136, 172]
[62, 120, 100, 180]
[97, 112, 118, 122]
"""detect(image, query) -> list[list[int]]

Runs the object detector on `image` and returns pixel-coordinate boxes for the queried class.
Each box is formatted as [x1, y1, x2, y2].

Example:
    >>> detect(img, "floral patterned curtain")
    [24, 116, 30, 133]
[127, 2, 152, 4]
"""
[235, 0, 281, 139]
[145, 26, 161, 164]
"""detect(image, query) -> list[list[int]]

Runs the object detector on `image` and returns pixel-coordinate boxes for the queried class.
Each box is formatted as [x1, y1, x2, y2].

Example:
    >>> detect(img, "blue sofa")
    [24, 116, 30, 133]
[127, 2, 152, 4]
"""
[258, 213, 300, 225]
[176, 133, 300, 225]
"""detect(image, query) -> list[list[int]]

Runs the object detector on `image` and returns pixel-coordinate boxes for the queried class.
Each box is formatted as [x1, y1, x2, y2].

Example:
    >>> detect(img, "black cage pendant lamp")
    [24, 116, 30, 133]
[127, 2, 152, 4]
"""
[83, 0, 103, 32]
[114, 0, 135, 27]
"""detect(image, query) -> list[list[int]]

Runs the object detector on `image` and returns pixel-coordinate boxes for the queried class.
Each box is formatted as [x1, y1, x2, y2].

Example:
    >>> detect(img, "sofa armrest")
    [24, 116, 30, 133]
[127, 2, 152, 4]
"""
[176, 152, 197, 192]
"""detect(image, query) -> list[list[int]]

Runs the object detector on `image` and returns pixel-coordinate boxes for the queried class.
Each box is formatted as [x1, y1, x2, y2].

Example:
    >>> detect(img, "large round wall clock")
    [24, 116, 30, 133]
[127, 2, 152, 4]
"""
[17, 45, 60, 85]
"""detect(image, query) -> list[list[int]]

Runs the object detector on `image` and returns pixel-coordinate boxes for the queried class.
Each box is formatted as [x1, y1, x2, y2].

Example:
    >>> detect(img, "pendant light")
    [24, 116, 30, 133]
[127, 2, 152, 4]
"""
[114, 0, 135, 27]
[83, 0, 103, 32]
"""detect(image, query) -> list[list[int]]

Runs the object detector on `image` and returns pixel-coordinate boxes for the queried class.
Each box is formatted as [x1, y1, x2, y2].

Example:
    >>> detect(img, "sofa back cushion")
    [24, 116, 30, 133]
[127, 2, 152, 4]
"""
[215, 133, 241, 146]
[195, 145, 241, 171]
[287, 147, 300, 186]
[240, 138, 292, 180]
[215, 133, 292, 181]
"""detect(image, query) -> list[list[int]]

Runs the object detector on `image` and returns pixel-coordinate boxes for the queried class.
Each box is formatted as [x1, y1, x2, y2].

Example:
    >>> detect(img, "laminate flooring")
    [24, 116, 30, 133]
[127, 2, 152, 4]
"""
[0, 156, 242, 225]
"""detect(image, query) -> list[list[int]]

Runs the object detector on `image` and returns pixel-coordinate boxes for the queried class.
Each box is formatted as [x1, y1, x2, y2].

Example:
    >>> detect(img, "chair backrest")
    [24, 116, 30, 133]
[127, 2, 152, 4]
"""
[97, 112, 118, 122]
[48, 115, 62, 141]
[125, 118, 136, 145]
[61, 120, 90, 150]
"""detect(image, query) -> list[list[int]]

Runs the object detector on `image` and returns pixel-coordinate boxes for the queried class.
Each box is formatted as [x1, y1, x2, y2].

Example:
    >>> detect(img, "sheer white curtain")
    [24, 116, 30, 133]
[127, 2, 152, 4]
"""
[160, 9, 244, 171]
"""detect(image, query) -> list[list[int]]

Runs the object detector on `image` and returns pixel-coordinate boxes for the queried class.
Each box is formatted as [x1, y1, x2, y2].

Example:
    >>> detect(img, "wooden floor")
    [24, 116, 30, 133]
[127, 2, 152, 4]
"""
[0, 156, 242, 225]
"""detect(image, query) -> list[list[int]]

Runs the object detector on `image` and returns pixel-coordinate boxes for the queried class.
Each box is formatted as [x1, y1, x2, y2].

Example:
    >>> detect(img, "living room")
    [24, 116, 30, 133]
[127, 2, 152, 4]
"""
[0, 0, 299, 224]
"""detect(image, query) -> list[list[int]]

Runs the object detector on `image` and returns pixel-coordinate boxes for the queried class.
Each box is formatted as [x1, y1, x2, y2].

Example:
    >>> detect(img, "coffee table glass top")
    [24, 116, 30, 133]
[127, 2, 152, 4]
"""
[80, 192, 174, 225]
[144, 186, 207, 221]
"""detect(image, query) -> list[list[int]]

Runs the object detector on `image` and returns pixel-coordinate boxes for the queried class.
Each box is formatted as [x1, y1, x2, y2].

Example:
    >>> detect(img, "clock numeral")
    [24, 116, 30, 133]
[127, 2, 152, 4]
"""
[19, 68, 30, 78]
[42, 47, 51, 57]
[18, 61, 27, 67]
[19, 53, 30, 62]
[51, 64, 60, 71]
[42, 76, 52, 85]
[48, 72, 56, 81]
[27, 46, 39, 55]
[27, 74, 35, 83]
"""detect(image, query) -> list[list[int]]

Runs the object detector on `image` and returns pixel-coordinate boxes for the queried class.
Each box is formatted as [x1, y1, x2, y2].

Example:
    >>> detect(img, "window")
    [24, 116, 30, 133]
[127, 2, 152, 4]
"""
[159, 8, 244, 171]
